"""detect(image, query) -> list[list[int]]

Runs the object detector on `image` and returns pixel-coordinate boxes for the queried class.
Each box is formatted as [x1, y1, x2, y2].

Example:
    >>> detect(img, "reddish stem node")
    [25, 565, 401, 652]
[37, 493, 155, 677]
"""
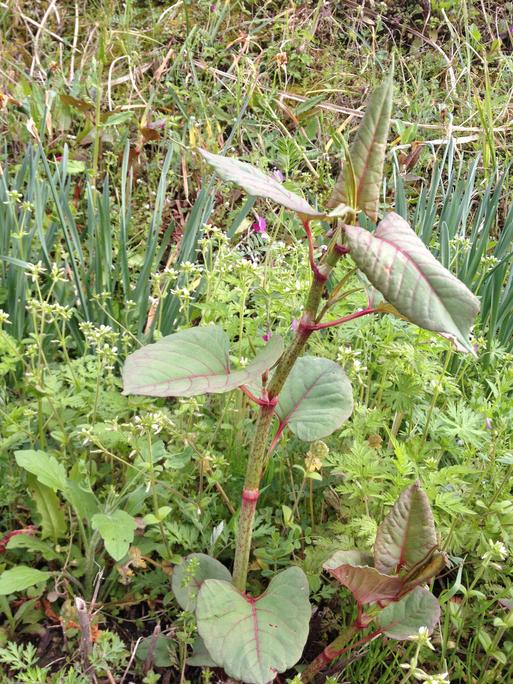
[242, 488, 260, 503]
[240, 385, 278, 409]
[335, 244, 350, 255]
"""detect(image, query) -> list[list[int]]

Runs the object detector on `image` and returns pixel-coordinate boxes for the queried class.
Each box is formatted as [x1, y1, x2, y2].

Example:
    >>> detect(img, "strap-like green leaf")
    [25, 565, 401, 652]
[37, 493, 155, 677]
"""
[377, 586, 440, 640]
[324, 551, 402, 605]
[276, 357, 353, 441]
[374, 483, 437, 575]
[345, 213, 480, 353]
[196, 566, 310, 684]
[327, 73, 393, 220]
[199, 148, 325, 218]
[123, 326, 284, 397]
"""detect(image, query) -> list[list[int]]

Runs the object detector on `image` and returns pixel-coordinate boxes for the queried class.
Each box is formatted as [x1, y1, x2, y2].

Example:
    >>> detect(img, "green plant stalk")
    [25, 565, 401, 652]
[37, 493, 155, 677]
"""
[232, 227, 346, 591]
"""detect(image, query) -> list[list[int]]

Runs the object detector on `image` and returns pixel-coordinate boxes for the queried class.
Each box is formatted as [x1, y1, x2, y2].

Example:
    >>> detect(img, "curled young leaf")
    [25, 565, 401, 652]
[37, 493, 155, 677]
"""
[345, 213, 480, 353]
[324, 551, 402, 605]
[373, 482, 437, 576]
[122, 326, 284, 397]
[199, 148, 324, 218]
[327, 72, 394, 221]
[276, 357, 353, 441]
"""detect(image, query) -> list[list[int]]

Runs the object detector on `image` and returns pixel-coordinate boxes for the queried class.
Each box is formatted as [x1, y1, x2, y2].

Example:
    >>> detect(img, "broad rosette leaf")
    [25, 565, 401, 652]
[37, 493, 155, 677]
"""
[199, 149, 324, 218]
[327, 73, 393, 221]
[323, 550, 402, 605]
[196, 566, 310, 684]
[345, 213, 480, 353]
[276, 357, 353, 441]
[122, 326, 283, 397]
[377, 586, 441, 639]
[172, 553, 231, 611]
[374, 482, 437, 575]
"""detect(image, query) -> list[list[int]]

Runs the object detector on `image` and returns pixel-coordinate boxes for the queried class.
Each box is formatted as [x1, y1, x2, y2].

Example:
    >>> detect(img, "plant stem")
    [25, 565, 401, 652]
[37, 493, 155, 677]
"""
[232, 225, 345, 591]
[299, 624, 359, 683]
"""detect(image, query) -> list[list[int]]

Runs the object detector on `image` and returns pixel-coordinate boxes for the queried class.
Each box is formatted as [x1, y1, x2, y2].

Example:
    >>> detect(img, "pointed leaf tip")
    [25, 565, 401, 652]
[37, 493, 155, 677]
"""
[122, 326, 284, 397]
[327, 74, 393, 220]
[374, 483, 437, 575]
[345, 213, 480, 354]
[198, 148, 324, 218]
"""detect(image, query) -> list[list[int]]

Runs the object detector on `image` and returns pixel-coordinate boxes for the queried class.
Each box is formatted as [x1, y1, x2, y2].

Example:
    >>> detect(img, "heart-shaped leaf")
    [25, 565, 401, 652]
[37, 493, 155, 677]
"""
[377, 586, 440, 639]
[323, 550, 402, 605]
[327, 73, 393, 221]
[15, 450, 67, 491]
[345, 213, 480, 353]
[91, 510, 137, 561]
[0, 566, 52, 595]
[196, 566, 311, 684]
[172, 553, 231, 611]
[374, 483, 437, 575]
[199, 149, 324, 218]
[276, 357, 353, 441]
[123, 326, 283, 397]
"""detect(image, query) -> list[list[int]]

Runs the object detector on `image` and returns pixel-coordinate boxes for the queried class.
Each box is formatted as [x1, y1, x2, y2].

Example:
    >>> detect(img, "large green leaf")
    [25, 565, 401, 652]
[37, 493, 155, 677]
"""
[374, 483, 437, 575]
[377, 586, 440, 639]
[327, 73, 393, 221]
[123, 326, 284, 397]
[196, 566, 310, 684]
[275, 357, 353, 441]
[64, 480, 99, 520]
[172, 553, 231, 611]
[199, 149, 324, 218]
[345, 213, 480, 353]
[0, 566, 52, 595]
[15, 450, 67, 491]
[323, 551, 402, 605]
[91, 510, 137, 561]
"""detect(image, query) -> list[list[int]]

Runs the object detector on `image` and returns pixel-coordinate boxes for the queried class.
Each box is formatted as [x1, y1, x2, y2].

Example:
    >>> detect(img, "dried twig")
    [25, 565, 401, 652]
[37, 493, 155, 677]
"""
[74, 597, 92, 669]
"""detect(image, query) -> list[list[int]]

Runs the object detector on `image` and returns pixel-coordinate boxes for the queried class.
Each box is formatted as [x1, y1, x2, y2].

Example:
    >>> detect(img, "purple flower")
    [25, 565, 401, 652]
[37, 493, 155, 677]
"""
[272, 169, 285, 182]
[252, 215, 267, 233]
[290, 319, 299, 331]
[262, 330, 271, 342]
[485, 417, 493, 430]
